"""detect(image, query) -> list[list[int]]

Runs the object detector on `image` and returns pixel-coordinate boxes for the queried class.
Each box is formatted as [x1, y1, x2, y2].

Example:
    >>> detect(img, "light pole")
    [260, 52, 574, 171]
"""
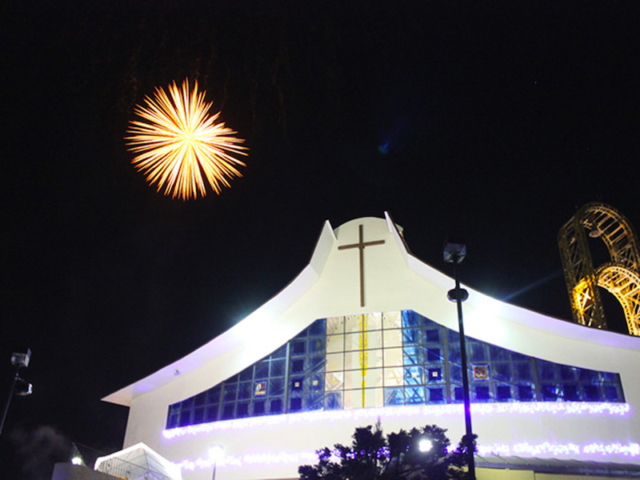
[0, 349, 33, 438]
[209, 444, 224, 480]
[443, 239, 475, 480]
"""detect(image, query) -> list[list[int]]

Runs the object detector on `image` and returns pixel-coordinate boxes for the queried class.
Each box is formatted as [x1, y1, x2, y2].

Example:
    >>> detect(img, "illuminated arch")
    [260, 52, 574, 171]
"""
[558, 203, 640, 335]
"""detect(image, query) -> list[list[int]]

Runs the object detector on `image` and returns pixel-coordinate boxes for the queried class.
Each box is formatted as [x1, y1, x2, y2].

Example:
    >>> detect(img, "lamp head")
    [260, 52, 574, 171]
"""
[443, 238, 466, 264]
[418, 438, 433, 452]
[11, 349, 31, 368]
[14, 377, 32, 396]
[209, 444, 224, 462]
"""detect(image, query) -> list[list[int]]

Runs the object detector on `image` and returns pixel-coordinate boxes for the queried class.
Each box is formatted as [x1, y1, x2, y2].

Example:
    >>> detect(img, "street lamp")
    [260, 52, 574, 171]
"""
[209, 444, 224, 480]
[418, 438, 433, 453]
[443, 239, 476, 480]
[0, 349, 33, 438]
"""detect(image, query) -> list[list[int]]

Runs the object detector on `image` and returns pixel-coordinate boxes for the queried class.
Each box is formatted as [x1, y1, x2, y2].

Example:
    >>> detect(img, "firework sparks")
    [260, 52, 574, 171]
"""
[126, 79, 247, 200]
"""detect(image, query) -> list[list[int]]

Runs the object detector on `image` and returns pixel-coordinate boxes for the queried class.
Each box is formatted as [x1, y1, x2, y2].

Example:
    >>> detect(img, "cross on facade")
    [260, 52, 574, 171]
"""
[338, 224, 386, 307]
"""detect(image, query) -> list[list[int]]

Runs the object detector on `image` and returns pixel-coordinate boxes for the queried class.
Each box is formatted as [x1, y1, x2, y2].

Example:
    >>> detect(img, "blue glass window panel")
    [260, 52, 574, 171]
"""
[239, 367, 253, 382]
[405, 366, 423, 385]
[448, 329, 460, 343]
[222, 404, 235, 420]
[206, 405, 218, 422]
[403, 346, 421, 364]
[475, 386, 491, 402]
[406, 386, 426, 405]
[167, 413, 179, 429]
[489, 345, 510, 362]
[579, 368, 598, 383]
[510, 351, 528, 362]
[453, 387, 464, 403]
[385, 387, 405, 406]
[541, 384, 560, 401]
[309, 338, 325, 355]
[584, 385, 601, 402]
[270, 377, 284, 396]
[271, 344, 287, 359]
[207, 387, 221, 404]
[168, 403, 180, 416]
[269, 398, 283, 414]
[253, 380, 267, 397]
[403, 328, 421, 346]
[194, 392, 206, 407]
[448, 344, 461, 363]
[537, 361, 555, 381]
[292, 359, 304, 373]
[179, 409, 192, 426]
[310, 374, 324, 391]
[493, 363, 511, 382]
[255, 361, 269, 379]
[223, 383, 237, 402]
[309, 318, 326, 336]
[403, 310, 421, 328]
[517, 384, 534, 401]
[599, 371, 617, 382]
[271, 359, 286, 377]
[237, 403, 249, 418]
[426, 347, 441, 363]
[496, 385, 511, 402]
[181, 398, 193, 409]
[291, 377, 304, 391]
[290, 397, 303, 412]
[560, 366, 578, 381]
[428, 387, 444, 404]
[253, 400, 265, 416]
[427, 367, 442, 382]
[308, 355, 324, 370]
[564, 384, 580, 401]
[604, 385, 620, 402]
[306, 393, 324, 410]
[292, 339, 306, 356]
[450, 364, 462, 382]
[238, 382, 252, 400]
[470, 343, 488, 362]
[514, 362, 533, 382]
[294, 328, 308, 339]
[325, 392, 342, 410]
[425, 328, 440, 343]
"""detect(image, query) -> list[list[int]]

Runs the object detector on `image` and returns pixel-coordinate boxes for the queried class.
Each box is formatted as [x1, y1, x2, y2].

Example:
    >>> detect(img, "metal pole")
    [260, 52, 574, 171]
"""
[0, 368, 20, 438]
[452, 258, 476, 480]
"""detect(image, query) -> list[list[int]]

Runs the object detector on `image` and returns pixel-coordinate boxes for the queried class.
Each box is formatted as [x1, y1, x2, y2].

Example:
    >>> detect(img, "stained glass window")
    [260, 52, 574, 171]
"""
[166, 311, 625, 429]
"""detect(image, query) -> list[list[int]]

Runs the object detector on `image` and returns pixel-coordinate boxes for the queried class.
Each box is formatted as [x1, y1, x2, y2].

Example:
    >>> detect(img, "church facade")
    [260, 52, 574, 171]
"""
[104, 214, 640, 480]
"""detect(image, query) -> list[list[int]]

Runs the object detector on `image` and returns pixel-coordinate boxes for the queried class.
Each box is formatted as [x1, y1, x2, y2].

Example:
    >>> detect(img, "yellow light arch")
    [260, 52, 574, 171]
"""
[559, 203, 640, 336]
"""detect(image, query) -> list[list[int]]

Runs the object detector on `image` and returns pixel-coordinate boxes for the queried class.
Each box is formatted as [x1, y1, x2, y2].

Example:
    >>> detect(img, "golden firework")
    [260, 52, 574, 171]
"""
[126, 79, 247, 200]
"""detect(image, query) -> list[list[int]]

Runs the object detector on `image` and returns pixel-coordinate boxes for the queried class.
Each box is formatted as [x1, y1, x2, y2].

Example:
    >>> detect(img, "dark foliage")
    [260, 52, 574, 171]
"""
[299, 422, 476, 480]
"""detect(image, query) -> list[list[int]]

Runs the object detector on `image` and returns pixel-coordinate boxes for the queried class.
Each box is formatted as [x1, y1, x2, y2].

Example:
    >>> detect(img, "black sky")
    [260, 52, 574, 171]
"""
[2, 1, 640, 478]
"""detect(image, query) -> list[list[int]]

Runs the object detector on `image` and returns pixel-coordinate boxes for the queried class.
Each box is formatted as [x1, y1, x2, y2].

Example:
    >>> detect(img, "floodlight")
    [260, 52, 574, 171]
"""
[14, 378, 32, 396]
[11, 349, 31, 368]
[418, 438, 433, 452]
[443, 238, 466, 264]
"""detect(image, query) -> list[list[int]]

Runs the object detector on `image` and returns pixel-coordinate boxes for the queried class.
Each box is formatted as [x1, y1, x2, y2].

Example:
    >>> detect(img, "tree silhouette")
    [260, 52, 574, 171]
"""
[299, 422, 475, 480]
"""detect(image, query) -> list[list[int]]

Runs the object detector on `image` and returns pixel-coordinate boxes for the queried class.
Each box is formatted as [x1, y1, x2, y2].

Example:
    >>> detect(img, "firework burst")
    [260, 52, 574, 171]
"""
[126, 79, 247, 200]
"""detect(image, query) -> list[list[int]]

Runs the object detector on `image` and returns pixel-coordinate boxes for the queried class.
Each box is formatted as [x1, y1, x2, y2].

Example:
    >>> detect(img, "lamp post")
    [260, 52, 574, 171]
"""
[443, 239, 475, 480]
[0, 349, 33, 438]
[209, 444, 224, 480]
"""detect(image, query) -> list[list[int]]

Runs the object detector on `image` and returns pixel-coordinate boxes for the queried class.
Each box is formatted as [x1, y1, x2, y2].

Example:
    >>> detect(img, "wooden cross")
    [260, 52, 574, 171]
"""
[338, 224, 385, 307]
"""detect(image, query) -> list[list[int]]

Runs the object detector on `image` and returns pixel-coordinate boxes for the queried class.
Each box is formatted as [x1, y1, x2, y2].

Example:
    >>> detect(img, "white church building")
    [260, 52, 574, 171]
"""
[103, 214, 640, 480]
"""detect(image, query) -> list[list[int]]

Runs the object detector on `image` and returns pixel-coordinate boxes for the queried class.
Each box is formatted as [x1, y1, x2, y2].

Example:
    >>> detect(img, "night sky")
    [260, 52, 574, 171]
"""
[3, 2, 640, 478]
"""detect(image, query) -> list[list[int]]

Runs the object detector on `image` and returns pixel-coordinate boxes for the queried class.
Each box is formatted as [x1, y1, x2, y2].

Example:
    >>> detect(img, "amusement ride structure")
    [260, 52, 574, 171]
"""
[559, 203, 640, 336]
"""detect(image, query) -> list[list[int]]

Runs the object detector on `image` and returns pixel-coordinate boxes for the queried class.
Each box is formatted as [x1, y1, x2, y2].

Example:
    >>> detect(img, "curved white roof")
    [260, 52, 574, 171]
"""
[104, 213, 640, 408]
